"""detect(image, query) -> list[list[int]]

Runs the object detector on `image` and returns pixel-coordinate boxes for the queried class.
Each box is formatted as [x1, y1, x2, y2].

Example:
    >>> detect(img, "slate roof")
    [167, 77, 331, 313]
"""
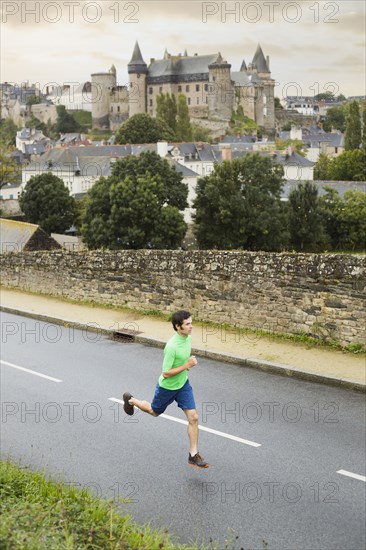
[282, 180, 366, 199]
[170, 161, 198, 177]
[221, 135, 256, 144]
[128, 42, 148, 73]
[231, 71, 251, 86]
[148, 54, 219, 78]
[0, 219, 61, 252]
[252, 44, 269, 73]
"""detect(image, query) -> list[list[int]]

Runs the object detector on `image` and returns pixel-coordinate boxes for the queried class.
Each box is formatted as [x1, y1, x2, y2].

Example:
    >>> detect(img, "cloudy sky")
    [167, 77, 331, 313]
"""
[1, 0, 365, 98]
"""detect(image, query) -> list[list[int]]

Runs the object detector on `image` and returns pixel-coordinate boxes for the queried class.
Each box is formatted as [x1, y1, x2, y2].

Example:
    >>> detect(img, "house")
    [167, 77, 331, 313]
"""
[0, 218, 61, 253]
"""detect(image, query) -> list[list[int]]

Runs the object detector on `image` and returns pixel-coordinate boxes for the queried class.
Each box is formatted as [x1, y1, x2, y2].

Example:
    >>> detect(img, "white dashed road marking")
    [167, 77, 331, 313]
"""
[0, 360, 62, 383]
[337, 469, 366, 482]
[108, 397, 261, 448]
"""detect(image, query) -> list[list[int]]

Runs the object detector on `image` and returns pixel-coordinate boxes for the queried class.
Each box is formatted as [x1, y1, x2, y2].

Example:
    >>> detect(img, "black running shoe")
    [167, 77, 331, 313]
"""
[188, 452, 209, 468]
[122, 392, 134, 415]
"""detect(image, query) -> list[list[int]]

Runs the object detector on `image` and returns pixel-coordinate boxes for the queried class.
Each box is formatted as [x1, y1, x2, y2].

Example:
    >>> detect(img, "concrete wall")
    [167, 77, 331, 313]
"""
[1, 250, 365, 346]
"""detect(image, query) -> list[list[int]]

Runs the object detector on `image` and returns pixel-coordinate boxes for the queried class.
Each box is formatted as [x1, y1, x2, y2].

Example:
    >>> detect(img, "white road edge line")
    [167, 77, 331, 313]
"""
[108, 397, 261, 448]
[337, 469, 366, 482]
[0, 360, 62, 383]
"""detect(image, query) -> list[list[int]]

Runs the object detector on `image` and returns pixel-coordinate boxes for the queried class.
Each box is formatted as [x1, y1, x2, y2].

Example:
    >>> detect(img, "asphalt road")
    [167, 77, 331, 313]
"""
[1, 311, 365, 550]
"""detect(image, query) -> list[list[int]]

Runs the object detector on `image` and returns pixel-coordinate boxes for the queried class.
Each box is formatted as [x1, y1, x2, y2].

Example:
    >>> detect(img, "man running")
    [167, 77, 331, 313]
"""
[122, 310, 209, 469]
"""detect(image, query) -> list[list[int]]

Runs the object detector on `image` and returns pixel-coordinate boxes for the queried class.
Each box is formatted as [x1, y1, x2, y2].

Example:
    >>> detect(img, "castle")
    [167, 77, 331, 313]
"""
[91, 42, 275, 133]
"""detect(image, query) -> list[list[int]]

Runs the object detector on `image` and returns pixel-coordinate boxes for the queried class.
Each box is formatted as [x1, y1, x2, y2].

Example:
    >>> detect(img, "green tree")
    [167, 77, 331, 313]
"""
[322, 105, 347, 132]
[0, 118, 18, 147]
[55, 105, 81, 134]
[314, 92, 335, 101]
[275, 138, 305, 156]
[156, 93, 177, 134]
[0, 146, 21, 189]
[193, 154, 288, 251]
[115, 113, 174, 144]
[191, 123, 211, 142]
[318, 187, 343, 249]
[328, 149, 366, 181]
[274, 97, 283, 109]
[314, 153, 331, 180]
[176, 95, 192, 142]
[320, 188, 366, 251]
[337, 190, 366, 250]
[344, 100, 361, 150]
[288, 181, 326, 251]
[25, 115, 46, 133]
[362, 104, 366, 150]
[19, 173, 76, 233]
[81, 152, 188, 249]
[26, 95, 42, 106]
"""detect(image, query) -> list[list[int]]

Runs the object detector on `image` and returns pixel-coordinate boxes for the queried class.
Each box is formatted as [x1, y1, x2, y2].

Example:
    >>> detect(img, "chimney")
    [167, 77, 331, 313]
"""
[221, 145, 232, 161]
[157, 141, 168, 158]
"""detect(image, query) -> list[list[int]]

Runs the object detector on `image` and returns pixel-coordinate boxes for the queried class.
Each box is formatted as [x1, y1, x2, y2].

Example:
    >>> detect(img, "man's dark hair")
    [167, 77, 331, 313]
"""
[171, 310, 191, 331]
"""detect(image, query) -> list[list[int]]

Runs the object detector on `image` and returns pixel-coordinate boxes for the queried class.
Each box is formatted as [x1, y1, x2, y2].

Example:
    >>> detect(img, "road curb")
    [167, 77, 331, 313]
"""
[1, 306, 365, 393]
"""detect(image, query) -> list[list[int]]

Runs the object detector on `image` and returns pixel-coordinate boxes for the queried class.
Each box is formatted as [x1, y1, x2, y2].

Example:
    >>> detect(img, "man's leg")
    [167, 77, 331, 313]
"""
[129, 397, 159, 417]
[183, 408, 209, 468]
[183, 408, 199, 456]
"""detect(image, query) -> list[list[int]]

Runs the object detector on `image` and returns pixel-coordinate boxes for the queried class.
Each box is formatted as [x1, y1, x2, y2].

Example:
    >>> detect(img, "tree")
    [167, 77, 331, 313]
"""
[0, 118, 18, 147]
[362, 104, 366, 151]
[328, 149, 366, 181]
[193, 153, 288, 251]
[115, 113, 174, 144]
[322, 105, 347, 132]
[26, 95, 42, 106]
[275, 138, 306, 156]
[176, 95, 192, 142]
[0, 146, 20, 189]
[274, 97, 283, 109]
[81, 152, 188, 249]
[55, 105, 81, 134]
[314, 153, 331, 180]
[319, 188, 366, 251]
[318, 187, 343, 249]
[344, 101, 361, 150]
[314, 92, 335, 101]
[288, 181, 326, 251]
[19, 173, 76, 234]
[156, 93, 177, 134]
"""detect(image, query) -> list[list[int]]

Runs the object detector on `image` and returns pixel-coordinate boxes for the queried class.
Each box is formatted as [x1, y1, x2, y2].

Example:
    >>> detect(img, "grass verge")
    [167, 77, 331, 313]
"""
[0, 459, 210, 550]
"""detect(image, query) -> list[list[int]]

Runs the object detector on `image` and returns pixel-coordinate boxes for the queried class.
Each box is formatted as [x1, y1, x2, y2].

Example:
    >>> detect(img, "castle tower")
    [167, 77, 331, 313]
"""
[208, 53, 233, 121]
[247, 44, 275, 130]
[128, 41, 148, 117]
[91, 68, 116, 129]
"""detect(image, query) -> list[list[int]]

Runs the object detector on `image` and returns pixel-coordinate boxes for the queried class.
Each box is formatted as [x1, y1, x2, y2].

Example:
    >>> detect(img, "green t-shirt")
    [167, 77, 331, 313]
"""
[158, 333, 191, 390]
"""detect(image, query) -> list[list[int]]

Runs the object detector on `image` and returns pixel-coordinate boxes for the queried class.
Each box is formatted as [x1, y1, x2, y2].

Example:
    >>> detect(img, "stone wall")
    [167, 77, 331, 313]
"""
[1, 250, 365, 346]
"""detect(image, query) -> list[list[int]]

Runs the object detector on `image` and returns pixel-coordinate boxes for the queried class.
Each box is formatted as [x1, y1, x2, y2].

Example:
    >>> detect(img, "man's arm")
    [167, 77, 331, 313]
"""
[162, 356, 197, 378]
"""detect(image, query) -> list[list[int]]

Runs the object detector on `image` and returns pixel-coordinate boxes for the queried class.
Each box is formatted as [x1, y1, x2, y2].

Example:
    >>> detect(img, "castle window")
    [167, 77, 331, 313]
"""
[111, 106, 113, 112]
[197, 97, 199, 104]
[178, 85, 182, 92]
[117, 106, 120, 112]
[159, 87, 163, 93]
[204, 84, 208, 92]
[186, 85, 190, 92]
[206, 97, 208, 103]
[188, 97, 191, 105]
[196, 84, 200, 92]
[149, 87, 153, 94]
[149, 99, 153, 106]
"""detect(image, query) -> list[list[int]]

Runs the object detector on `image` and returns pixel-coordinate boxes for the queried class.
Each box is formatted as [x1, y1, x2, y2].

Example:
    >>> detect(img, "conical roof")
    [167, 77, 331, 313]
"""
[240, 60, 247, 72]
[128, 41, 148, 74]
[252, 44, 269, 73]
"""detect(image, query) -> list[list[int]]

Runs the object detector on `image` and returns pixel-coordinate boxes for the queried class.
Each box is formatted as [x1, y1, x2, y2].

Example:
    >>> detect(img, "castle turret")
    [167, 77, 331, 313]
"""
[208, 53, 233, 121]
[128, 41, 148, 117]
[250, 44, 270, 77]
[247, 45, 275, 130]
[91, 70, 116, 129]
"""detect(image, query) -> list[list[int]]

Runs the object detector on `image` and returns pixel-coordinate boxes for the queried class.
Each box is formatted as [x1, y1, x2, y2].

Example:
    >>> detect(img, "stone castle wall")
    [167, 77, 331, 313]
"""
[1, 250, 365, 346]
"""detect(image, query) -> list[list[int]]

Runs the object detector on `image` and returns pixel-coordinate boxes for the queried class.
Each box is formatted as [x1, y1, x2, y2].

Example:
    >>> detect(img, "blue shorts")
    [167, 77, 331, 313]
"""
[151, 380, 196, 415]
